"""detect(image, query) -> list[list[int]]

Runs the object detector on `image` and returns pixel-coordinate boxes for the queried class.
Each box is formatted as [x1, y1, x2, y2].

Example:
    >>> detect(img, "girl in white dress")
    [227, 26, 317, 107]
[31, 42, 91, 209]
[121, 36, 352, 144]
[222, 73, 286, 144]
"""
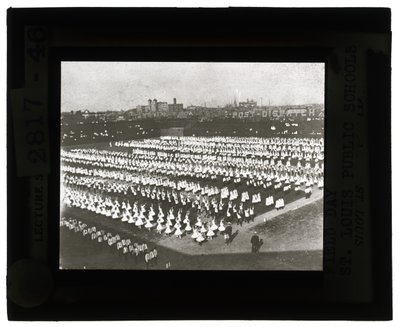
[183, 212, 190, 226]
[128, 204, 139, 224]
[214, 205, 218, 214]
[176, 209, 182, 222]
[135, 215, 144, 228]
[164, 223, 172, 235]
[132, 203, 139, 219]
[191, 227, 199, 240]
[125, 206, 134, 223]
[80, 196, 87, 209]
[111, 204, 120, 219]
[157, 210, 165, 223]
[218, 220, 226, 232]
[113, 199, 121, 214]
[158, 205, 164, 219]
[174, 222, 183, 238]
[96, 201, 102, 214]
[156, 217, 164, 234]
[126, 201, 132, 211]
[148, 205, 155, 222]
[184, 221, 192, 233]
[88, 196, 95, 212]
[210, 219, 218, 231]
[196, 231, 205, 244]
[173, 218, 181, 230]
[64, 193, 72, 208]
[168, 209, 175, 223]
[99, 202, 107, 215]
[145, 218, 153, 231]
[206, 223, 215, 240]
[239, 203, 244, 213]
[195, 217, 202, 227]
[121, 209, 129, 222]
[138, 205, 146, 219]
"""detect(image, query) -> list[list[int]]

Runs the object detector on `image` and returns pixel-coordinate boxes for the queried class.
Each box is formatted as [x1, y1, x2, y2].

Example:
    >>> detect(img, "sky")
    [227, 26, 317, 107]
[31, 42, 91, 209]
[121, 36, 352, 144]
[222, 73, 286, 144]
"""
[61, 62, 325, 112]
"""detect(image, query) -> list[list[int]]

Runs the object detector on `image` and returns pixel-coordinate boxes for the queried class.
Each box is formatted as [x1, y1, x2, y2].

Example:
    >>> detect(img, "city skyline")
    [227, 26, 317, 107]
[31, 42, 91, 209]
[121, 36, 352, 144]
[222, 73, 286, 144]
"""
[61, 62, 325, 112]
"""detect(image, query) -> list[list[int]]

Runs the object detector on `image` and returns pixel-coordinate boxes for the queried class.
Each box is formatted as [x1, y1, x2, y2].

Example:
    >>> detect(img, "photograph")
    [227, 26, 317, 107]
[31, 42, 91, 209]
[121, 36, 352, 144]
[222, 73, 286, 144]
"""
[59, 61, 325, 271]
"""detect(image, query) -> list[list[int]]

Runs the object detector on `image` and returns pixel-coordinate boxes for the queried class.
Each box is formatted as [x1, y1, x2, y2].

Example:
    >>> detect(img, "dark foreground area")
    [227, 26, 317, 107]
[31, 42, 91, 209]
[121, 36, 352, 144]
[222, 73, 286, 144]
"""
[60, 198, 323, 270]
[60, 225, 322, 270]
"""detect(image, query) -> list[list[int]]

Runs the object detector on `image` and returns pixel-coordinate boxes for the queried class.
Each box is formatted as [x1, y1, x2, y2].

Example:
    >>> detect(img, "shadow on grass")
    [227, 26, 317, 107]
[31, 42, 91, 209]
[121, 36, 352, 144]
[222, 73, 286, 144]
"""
[227, 229, 239, 244]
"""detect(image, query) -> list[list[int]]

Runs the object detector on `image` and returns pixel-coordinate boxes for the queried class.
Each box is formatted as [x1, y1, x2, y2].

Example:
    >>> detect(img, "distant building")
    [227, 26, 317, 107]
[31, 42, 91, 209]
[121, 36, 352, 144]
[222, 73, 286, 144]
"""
[136, 97, 184, 114]
[123, 108, 139, 120]
[81, 109, 107, 120]
[168, 98, 184, 112]
[157, 102, 168, 111]
[137, 105, 149, 113]
[151, 99, 158, 112]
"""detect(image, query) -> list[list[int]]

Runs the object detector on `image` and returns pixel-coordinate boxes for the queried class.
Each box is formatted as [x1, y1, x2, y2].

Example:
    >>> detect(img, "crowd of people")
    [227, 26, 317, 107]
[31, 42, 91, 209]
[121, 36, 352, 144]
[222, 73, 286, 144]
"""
[60, 216, 160, 268]
[61, 186, 230, 245]
[113, 136, 324, 168]
[61, 136, 324, 245]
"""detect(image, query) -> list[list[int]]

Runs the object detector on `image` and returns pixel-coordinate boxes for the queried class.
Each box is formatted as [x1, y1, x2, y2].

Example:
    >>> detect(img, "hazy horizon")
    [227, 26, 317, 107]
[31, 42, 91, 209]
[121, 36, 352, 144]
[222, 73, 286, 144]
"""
[61, 62, 325, 112]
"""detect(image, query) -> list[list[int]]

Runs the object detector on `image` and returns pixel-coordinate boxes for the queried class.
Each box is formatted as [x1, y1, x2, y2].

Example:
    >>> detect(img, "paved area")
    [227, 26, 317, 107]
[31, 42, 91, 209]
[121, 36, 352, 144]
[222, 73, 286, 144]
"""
[157, 189, 323, 255]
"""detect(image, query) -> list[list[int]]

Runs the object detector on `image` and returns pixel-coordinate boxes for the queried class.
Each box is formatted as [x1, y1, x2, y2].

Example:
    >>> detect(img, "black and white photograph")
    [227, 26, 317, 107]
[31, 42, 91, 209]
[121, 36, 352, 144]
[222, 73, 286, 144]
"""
[59, 61, 325, 271]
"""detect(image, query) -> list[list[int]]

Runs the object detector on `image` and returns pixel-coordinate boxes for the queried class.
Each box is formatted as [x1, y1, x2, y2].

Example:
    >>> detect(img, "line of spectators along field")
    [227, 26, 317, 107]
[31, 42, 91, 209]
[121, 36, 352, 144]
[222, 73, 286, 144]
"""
[60, 216, 165, 269]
